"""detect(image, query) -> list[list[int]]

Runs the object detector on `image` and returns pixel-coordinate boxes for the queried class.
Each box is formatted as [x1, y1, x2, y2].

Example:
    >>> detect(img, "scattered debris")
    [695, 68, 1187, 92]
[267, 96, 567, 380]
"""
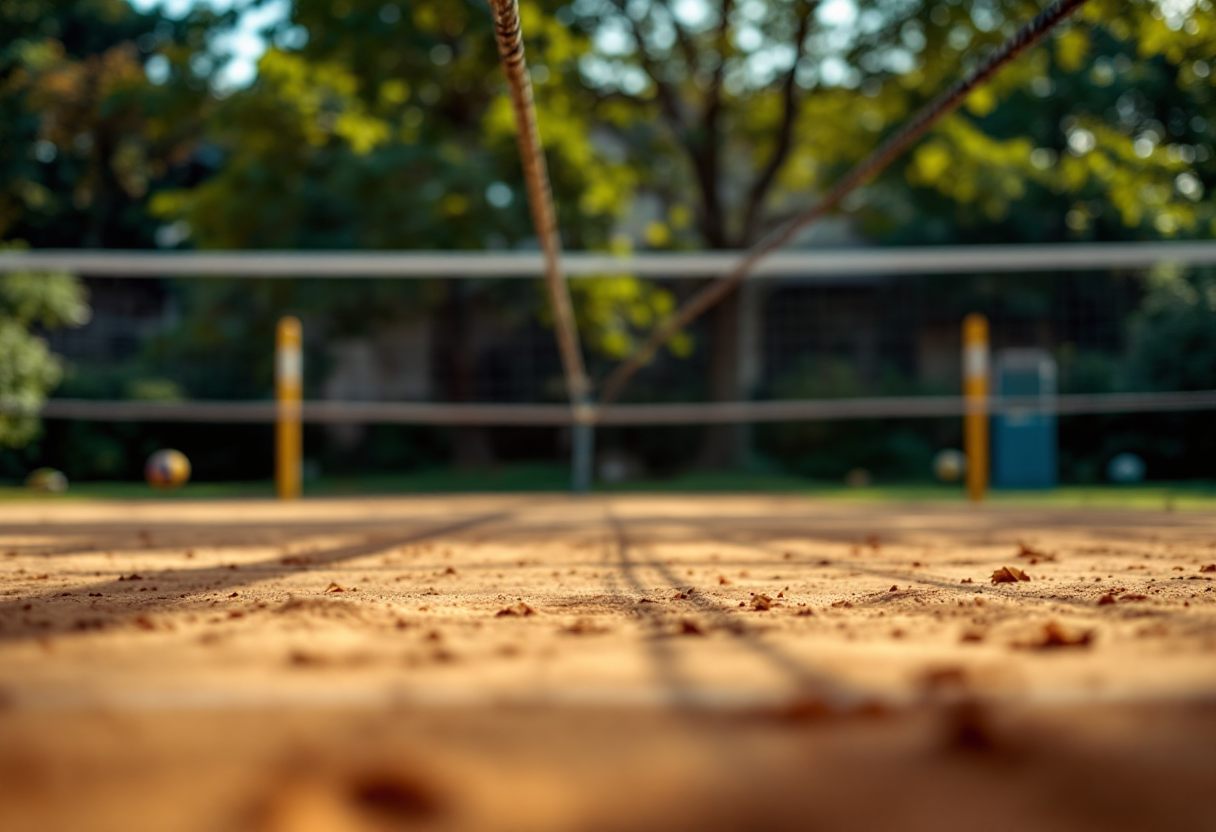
[118, 574, 144, 582]
[830, 599, 853, 608]
[677, 618, 705, 636]
[670, 587, 696, 600]
[718, 575, 731, 585]
[920, 666, 968, 692]
[1120, 593, 1148, 602]
[990, 566, 1031, 584]
[1019, 621, 1093, 650]
[960, 629, 985, 643]
[960, 578, 974, 584]
[1097, 593, 1116, 606]
[325, 582, 346, 593]
[496, 601, 536, 618]
[288, 650, 325, 667]
[1201, 564, 1216, 573]
[889, 585, 899, 592]
[442, 567, 457, 575]
[751, 594, 774, 611]
[280, 555, 310, 566]
[563, 618, 610, 635]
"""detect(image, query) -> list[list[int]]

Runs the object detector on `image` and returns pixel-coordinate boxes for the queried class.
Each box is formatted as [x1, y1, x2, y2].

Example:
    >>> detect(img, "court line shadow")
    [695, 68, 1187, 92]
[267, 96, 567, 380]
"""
[604, 510, 863, 709]
[0, 511, 512, 645]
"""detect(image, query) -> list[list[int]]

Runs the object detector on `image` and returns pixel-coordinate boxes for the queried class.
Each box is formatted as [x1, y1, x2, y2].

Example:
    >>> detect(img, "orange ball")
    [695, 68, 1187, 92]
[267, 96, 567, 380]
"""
[146, 449, 191, 490]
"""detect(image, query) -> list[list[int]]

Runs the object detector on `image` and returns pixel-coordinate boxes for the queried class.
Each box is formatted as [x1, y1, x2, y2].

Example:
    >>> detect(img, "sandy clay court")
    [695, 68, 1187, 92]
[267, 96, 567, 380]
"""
[1, 493, 1214, 831]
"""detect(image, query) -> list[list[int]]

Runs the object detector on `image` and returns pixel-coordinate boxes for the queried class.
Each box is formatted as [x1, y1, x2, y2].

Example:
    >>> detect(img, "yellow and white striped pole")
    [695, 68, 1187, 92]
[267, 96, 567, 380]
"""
[276, 316, 303, 500]
[962, 313, 989, 503]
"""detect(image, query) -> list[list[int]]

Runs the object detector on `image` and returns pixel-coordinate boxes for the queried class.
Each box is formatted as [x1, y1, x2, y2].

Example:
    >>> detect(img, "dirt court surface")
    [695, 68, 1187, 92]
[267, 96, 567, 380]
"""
[1, 494, 1214, 831]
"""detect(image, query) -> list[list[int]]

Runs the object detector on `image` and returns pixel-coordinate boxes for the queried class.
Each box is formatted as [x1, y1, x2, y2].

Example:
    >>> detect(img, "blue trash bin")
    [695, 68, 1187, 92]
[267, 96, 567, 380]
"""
[992, 349, 1057, 489]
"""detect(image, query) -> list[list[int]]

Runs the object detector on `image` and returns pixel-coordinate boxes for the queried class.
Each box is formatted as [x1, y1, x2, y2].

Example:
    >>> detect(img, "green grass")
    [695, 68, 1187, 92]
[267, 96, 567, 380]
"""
[2, 464, 1214, 511]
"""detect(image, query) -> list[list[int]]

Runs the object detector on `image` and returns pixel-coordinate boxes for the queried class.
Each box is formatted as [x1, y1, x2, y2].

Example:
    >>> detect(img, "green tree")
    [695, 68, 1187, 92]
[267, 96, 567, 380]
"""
[0, 263, 90, 448]
[1, 0, 218, 248]
[565, 0, 1213, 465]
[149, 0, 684, 464]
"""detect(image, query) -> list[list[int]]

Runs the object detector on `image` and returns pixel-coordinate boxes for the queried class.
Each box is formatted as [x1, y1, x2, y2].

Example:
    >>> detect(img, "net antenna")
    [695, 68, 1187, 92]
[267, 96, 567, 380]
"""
[596, 0, 1092, 408]
[487, 0, 595, 490]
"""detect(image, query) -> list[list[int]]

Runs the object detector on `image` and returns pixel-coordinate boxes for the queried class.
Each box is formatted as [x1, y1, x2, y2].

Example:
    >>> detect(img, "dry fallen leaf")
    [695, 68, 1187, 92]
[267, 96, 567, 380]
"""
[990, 566, 1031, 584]
[324, 582, 346, 593]
[1021, 621, 1093, 650]
[677, 619, 705, 636]
[563, 618, 609, 635]
[495, 601, 536, 618]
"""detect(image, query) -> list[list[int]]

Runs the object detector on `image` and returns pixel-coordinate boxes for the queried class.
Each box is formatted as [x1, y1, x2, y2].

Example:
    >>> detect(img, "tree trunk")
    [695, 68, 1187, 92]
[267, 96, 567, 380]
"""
[696, 290, 743, 469]
[443, 282, 495, 469]
[695, 279, 766, 470]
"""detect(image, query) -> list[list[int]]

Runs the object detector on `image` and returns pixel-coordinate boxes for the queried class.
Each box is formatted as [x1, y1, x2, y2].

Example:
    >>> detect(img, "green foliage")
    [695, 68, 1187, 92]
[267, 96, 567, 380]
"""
[1129, 266, 1216, 391]
[755, 357, 945, 480]
[1, 0, 217, 247]
[0, 261, 90, 449]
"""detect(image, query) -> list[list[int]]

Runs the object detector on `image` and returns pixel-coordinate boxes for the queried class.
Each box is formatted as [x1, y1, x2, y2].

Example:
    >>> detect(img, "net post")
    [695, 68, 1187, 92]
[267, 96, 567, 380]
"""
[962, 313, 990, 503]
[276, 316, 303, 500]
[571, 398, 595, 494]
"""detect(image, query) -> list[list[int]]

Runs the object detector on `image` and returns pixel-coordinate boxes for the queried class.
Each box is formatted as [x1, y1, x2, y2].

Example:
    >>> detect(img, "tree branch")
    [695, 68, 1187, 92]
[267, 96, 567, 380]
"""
[607, 0, 687, 132]
[741, 0, 816, 244]
[690, 0, 732, 247]
[653, 0, 700, 74]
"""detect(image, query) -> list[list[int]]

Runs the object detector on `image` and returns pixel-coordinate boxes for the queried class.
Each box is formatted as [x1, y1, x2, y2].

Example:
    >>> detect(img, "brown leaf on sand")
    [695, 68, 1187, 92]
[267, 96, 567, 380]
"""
[1020, 621, 1093, 650]
[495, 601, 536, 618]
[1200, 564, 1216, 573]
[751, 594, 774, 611]
[324, 582, 346, 593]
[562, 618, 609, 635]
[990, 566, 1031, 585]
[677, 619, 705, 636]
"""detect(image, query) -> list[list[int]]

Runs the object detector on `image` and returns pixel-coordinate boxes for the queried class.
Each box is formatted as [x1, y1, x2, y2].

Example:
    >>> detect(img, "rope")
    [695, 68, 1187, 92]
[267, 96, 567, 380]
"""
[487, 0, 591, 406]
[597, 0, 1093, 408]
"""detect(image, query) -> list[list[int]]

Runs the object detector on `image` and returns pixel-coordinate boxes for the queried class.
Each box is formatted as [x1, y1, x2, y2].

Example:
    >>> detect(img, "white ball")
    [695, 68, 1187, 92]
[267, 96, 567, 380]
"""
[933, 449, 967, 482]
[1107, 452, 1145, 484]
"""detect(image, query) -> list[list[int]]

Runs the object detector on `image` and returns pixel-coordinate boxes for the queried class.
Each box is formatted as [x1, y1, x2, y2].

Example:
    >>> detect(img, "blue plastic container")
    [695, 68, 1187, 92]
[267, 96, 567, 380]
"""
[992, 349, 1057, 489]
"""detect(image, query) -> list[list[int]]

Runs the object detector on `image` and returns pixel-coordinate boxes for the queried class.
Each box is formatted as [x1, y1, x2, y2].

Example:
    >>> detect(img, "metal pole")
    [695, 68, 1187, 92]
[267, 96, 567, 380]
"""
[571, 400, 595, 494]
[963, 313, 990, 503]
[276, 316, 303, 499]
